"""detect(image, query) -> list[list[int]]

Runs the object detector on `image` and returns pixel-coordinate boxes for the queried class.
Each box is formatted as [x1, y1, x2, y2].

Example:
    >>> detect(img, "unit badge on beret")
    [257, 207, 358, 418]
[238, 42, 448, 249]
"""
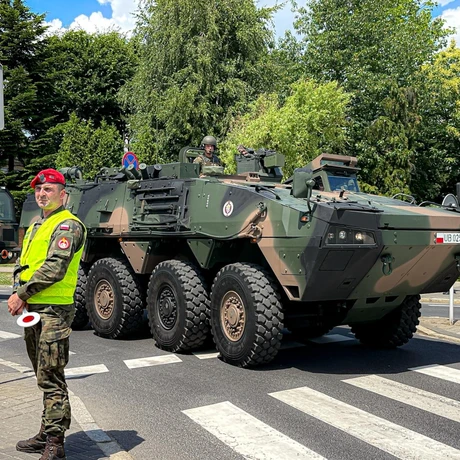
[57, 237, 70, 249]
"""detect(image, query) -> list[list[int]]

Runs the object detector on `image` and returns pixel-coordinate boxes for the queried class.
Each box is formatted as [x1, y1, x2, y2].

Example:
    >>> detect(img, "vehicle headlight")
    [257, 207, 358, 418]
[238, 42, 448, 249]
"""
[325, 226, 375, 245]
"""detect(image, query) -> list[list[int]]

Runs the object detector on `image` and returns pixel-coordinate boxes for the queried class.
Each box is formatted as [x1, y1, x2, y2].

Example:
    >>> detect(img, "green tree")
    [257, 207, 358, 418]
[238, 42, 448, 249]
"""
[295, 0, 450, 195]
[220, 79, 350, 177]
[55, 113, 124, 178]
[412, 42, 460, 201]
[0, 0, 49, 172]
[121, 0, 277, 163]
[46, 30, 137, 133]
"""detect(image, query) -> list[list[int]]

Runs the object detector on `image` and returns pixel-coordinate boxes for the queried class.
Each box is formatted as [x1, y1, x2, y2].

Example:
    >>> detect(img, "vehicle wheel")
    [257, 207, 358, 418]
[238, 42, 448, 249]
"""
[86, 257, 144, 338]
[147, 260, 210, 352]
[72, 264, 90, 330]
[210, 263, 284, 368]
[351, 295, 421, 347]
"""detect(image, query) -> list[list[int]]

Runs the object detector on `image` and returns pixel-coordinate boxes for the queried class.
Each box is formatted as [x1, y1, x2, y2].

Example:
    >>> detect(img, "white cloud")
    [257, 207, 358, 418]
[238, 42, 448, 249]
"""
[441, 7, 460, 46]
[438, 0, 456, 6]
[45, 0, 140, 36]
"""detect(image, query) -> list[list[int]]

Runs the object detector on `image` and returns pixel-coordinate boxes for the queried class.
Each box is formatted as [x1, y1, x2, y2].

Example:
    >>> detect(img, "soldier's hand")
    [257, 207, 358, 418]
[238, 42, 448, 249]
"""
[7, 293, 25, 316]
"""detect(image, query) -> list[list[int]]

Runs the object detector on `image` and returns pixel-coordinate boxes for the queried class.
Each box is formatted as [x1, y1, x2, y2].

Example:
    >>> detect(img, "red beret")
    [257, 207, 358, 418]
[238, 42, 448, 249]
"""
[30, 169, 66, 189]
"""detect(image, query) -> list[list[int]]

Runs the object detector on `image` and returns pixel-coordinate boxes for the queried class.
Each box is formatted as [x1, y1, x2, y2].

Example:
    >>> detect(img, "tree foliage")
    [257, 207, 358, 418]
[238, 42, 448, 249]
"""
[55, 113, 124, 179]
[45, 30, 137, 132]
[220, 79, 350, 177]
[0, 0, 49, 171]
[295, 0, 451, 196]
[121, 0, 277, 163]
[411, 42, 460, 201]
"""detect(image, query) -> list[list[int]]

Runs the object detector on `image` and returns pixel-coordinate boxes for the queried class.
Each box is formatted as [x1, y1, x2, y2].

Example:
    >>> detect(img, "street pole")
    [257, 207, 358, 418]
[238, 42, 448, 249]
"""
[449, 285, 454, 325]
[0, 64, 4, 130]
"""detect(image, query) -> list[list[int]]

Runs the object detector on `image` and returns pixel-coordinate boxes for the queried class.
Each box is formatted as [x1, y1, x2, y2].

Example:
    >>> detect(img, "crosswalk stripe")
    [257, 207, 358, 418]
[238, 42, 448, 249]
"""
[183, 401, 325, 460]
[0, 358, 33, 373]
[410, 364, 460, 384]
[124, 355, 182, 369]
[344, 375, 460, 423]
[0, 330, 21, 339]
[192, 351, 220, 360]
[270, 386, 460, 459]
[65, 364, 109, 378]
[309, 334, 355, 344]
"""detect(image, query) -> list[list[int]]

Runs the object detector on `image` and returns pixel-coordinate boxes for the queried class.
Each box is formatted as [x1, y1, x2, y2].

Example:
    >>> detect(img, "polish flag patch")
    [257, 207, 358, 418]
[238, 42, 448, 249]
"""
[60, 224, 70, 231]
[58, 237, 70, 249]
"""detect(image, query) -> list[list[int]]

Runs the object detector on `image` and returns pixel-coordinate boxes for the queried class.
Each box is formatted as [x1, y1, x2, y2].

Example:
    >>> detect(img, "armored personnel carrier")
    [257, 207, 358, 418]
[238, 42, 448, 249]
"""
[19, 148, 460, 367]
[0, 186, 20, 264]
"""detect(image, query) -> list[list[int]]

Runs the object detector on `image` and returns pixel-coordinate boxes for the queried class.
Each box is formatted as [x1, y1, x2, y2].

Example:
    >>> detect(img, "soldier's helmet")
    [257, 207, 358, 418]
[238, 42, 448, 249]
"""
[201, 135, 217, 147]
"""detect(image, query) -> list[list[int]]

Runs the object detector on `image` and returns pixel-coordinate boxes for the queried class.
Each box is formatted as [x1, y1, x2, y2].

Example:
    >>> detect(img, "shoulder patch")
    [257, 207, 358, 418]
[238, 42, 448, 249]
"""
[57, 237, 70, 250]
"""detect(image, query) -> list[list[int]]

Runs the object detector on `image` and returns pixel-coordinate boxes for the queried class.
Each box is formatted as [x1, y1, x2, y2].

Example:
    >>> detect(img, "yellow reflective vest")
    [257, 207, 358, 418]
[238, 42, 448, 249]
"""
[20, 210, 85, 305]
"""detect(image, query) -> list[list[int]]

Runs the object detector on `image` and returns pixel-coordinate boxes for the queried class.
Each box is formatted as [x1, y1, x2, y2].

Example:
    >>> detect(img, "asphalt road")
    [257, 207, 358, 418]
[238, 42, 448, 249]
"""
[1, 296, 460, 459]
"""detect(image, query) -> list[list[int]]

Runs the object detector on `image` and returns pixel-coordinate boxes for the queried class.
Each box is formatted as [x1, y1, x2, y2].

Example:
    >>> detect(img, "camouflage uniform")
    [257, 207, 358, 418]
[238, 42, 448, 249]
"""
[193, 154, 221, 166]
[14, 205, 85, 437]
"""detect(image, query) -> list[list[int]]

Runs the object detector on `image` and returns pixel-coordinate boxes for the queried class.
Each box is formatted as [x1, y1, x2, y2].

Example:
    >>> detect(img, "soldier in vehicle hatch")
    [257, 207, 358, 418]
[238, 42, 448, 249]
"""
[193, 135, 221, 167]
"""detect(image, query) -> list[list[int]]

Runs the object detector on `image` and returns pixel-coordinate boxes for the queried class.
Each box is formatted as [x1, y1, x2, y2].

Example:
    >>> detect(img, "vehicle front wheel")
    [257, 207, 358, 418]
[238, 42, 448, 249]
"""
[86, 258, 144, 338]
[351, 295, 421, 347]
[210, 263, 284, 368]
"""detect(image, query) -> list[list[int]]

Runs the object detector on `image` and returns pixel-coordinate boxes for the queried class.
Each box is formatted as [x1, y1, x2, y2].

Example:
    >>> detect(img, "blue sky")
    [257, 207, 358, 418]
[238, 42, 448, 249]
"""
[24, 0, 460, 42]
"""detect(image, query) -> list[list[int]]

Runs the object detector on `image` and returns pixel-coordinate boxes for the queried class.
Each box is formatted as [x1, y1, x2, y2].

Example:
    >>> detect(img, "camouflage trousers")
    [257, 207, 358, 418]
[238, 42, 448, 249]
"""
[24, 305, 75, 437]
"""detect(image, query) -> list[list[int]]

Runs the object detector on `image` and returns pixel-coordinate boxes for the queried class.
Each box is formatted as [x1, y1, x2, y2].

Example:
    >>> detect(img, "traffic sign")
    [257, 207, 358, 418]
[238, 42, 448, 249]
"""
[122, 151, 139, 170]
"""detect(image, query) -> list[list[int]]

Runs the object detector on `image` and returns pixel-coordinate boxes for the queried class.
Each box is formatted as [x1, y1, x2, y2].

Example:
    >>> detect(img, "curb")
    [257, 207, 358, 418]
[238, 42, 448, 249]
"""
[420, 297, 460, 305]
[417, 325, 460, 345]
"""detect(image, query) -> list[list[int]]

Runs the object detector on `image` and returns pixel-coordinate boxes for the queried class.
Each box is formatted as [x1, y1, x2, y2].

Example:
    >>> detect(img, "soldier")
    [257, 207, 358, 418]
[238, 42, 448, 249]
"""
[7, 168, 87, 460]
[193, 135, 221, 167]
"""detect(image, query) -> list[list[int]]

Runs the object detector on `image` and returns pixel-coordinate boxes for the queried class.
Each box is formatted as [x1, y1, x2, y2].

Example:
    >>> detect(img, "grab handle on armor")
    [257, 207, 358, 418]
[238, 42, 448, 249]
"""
[380, 254, 393, 276]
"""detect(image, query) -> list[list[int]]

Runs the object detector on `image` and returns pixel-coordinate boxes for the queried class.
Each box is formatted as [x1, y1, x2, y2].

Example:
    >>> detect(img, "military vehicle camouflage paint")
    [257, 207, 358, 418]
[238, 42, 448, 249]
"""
[19, 150, 460, 367]
[0, 187, 20, 264]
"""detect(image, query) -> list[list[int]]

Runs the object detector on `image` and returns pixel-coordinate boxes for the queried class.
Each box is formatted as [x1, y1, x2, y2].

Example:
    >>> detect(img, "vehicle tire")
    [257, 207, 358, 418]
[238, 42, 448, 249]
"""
[351, 295, 421, 347]
[210, 263, 284, 368]
[72, 264, 90, 330]
[86, 257, 144, 339]
[147, 260, 210, 352]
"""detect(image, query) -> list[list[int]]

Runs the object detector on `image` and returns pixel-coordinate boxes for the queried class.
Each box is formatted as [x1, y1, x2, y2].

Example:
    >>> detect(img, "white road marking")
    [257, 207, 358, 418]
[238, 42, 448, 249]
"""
[65, 364, 109, 378]
[192, 351, 220, 360]
[410, 364, 460, 385]
[69, 390, 134, 459]
[0, 330, 21, 339]
[309, 334, 355, 344]
[270, 385, 460, 459]
[344, 374, 460, 423]
[124, 354, 182, 369]
[183, 401, 325, 460]
[0, 358, 33, 373]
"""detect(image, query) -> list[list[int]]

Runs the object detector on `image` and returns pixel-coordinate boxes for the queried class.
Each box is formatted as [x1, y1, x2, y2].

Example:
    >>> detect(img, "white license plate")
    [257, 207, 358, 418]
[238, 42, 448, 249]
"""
[436, 233, 460, 243]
